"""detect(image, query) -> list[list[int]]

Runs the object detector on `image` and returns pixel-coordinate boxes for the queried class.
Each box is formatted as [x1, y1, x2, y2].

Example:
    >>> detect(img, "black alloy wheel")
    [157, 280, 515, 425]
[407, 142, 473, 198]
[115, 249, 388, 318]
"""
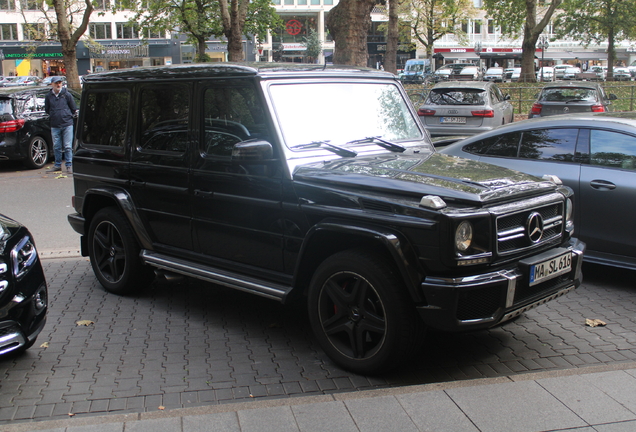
[308, 249, 423, 374]
[87, 207, 153, 295]
[25, 136, 49, 169]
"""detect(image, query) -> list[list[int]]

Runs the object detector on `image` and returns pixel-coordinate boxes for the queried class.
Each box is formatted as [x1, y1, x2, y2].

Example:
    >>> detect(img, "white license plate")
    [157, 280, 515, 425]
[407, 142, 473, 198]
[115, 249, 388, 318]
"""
[529, 252, 572, 286]
[440, 117, 466, 124]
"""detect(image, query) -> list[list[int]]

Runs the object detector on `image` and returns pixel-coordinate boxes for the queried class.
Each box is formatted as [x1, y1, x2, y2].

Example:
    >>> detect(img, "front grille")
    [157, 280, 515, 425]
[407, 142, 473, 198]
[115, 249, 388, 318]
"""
[496, 202, 563, 255]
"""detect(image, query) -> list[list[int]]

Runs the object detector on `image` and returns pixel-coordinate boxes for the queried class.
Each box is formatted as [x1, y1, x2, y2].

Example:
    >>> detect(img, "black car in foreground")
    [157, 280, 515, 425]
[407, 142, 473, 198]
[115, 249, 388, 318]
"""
[68, 63, 584, 374]
[440, 112, 636, 271]
[0, 86, 81, 169]
[0, 213, 48, 356]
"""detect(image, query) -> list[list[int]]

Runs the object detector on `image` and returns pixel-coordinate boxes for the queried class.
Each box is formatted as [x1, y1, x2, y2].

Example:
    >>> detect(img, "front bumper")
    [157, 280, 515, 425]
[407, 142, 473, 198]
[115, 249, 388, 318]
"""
[416, 238, 585, 332]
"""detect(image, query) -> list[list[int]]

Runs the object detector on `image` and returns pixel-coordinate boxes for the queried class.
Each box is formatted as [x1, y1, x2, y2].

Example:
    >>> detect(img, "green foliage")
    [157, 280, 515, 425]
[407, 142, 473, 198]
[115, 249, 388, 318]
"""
[555, 0, 636, 46]
[302, 29, 323, 61]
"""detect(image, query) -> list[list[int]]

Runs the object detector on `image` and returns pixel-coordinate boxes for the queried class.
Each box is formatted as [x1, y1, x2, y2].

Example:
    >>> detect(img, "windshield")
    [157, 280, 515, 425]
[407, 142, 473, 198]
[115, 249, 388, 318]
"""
[427, 88, 486, 105]
[405, 63, 424, 72]
[269, 82, 422, 149]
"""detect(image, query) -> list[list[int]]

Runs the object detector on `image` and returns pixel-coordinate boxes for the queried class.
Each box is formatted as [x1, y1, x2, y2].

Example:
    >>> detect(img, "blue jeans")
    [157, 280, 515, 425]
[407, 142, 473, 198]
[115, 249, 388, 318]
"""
[51, 125, 74, 168]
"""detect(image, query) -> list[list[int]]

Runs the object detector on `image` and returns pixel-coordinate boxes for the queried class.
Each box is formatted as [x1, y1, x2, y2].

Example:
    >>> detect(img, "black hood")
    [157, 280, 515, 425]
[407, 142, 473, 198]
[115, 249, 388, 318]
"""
[293, 152, 557, 205]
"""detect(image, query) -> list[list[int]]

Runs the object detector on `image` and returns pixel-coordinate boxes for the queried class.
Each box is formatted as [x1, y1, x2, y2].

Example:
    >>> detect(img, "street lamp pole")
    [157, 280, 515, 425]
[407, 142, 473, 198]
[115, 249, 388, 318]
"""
[538, 36, 549, 82]
[474, 41, 482, 72]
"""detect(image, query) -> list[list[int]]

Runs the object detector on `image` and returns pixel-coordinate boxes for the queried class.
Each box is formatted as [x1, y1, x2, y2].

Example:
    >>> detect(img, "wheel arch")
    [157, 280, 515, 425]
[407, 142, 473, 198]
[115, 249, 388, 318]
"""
[81, 187, 153, 250]
[293, 220, 425, 303]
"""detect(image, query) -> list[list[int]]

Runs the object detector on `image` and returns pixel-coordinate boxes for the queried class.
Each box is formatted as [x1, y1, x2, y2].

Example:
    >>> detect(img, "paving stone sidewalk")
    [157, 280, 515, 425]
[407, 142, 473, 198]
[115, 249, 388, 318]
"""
[1, 257, 635, 426]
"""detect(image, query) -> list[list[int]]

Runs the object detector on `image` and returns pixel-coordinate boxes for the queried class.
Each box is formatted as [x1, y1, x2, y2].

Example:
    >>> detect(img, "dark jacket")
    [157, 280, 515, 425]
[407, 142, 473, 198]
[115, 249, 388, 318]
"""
[44, 87, 77, 128]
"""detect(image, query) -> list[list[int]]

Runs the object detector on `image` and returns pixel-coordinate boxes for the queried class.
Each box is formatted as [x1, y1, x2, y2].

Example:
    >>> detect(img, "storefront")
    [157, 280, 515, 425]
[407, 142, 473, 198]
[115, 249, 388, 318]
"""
[0, 43, 90, 77]
[88, 41, 180, 72]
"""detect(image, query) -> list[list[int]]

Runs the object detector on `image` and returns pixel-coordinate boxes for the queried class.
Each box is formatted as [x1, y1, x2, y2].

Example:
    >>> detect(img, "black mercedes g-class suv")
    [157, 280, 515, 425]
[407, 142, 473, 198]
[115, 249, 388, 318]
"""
[68, 64, 585, 374]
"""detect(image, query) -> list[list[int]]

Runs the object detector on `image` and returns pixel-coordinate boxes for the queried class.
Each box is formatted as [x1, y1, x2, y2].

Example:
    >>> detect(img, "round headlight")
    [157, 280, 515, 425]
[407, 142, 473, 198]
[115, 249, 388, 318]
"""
[455, 221, 473, 252]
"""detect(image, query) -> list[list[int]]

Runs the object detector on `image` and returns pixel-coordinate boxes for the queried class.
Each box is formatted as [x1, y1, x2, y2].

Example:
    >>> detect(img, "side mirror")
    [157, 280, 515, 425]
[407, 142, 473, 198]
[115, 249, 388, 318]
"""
[504, 94, 511, 101]
[232, 139, 274, 162]
[609, 94, 618, 100]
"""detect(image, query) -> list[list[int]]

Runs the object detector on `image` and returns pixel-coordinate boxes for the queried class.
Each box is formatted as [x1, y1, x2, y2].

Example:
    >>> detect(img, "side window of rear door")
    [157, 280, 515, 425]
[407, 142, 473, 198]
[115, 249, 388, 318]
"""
[519, 128, 578, 162]
[81, 90, 130, 148]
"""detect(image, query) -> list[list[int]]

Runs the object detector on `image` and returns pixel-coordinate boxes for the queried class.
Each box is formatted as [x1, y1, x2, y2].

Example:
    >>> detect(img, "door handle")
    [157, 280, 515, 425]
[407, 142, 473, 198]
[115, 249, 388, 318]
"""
[194, 189, 214, 198]
[589, 180, 616, 190]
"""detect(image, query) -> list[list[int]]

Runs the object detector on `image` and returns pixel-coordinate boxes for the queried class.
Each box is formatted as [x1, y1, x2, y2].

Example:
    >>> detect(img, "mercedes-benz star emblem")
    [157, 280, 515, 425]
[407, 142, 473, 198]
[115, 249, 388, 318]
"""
[526, 212, 544, 243]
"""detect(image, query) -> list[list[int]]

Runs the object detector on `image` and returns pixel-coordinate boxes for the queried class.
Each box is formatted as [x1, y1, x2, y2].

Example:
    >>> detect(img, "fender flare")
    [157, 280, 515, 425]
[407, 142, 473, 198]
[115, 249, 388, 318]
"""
[295, 219, 425, 303]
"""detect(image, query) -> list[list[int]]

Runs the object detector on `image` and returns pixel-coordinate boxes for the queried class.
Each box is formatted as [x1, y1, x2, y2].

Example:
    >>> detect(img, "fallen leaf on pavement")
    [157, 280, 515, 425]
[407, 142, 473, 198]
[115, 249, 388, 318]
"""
[76, 320, 95, 326]
[158, 406, 165, 410]
[585, 318, 606, 327]
[40, 342, 49, 348]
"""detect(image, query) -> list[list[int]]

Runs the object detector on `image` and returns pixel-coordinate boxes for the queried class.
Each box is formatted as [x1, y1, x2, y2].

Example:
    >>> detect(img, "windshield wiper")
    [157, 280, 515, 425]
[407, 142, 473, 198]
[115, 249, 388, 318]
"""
[347, 136, 406, 152]
[291, 140, 357, 157]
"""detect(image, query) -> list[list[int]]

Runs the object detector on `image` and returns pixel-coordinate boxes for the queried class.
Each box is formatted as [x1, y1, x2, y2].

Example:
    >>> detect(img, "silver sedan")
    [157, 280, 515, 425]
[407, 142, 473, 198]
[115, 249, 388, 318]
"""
[438, 112, 636, 271]
[417, 81, 514, 137]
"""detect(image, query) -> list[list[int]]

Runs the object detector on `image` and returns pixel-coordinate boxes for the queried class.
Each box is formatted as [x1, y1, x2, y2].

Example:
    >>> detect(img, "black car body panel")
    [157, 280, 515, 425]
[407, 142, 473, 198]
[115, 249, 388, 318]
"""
[0, 213, 48, 356]
[68, 63, 584, 373]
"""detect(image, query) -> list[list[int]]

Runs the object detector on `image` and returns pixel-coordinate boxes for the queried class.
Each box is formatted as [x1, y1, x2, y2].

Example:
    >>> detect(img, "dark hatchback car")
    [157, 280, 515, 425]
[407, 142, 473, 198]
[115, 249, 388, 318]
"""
[440, 112, 636, 270]
[68, 63, 584, 374]
[0, 86, 81, 169]
[0, 213, 48, 356]
[529, 81, 616, 118]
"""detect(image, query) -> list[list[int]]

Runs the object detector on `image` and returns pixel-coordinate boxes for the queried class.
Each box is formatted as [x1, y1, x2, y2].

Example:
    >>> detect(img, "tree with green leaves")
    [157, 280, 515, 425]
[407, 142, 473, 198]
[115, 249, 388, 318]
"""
[405, 0, 476, 70]
[302, 29, 322, 63]
[554, 0, 636, 79]
[483, 0, 562, 82]
[123, 0, 280, 62]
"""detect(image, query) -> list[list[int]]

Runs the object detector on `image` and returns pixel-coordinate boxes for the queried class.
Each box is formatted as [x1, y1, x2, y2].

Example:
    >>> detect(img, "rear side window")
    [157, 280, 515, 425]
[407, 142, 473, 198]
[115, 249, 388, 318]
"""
[519, 128, 578, 161]
[139, 84, 190, 154]
[463, 132, 521, 157]
[82, 90, 130, 147]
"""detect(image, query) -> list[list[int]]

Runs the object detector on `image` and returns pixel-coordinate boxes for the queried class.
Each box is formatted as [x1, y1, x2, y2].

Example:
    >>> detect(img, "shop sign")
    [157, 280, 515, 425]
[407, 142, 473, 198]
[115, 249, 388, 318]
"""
[282, 43, 306, 51]
[4, 52, 63, 59]
[89, 44, 149, 59]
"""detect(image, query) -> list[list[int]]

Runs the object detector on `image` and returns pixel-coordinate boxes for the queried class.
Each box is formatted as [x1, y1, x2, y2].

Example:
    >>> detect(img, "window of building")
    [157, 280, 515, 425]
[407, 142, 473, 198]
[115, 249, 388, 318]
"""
[82, 91, 130, 147]
[143, 29, 163, 39]
[23, 23, 45, 41]
[116, 22, 139, 39]
[284, 0, 293, 4]
[0, 24, 18, 40]
[473, 20, 481, 34]
[272, 0, 280, 4]
[0, 0, 15, 10]
[272, 15, 318, 44]
[20, 0, 40, 10]
[310, 0, 320, 4]
[94, 0, 110, 10]
[139, 84, 190, 154]
[90, 23, 112, 40]
[488, 19, 495, 34]
[324, 0, 333, 4]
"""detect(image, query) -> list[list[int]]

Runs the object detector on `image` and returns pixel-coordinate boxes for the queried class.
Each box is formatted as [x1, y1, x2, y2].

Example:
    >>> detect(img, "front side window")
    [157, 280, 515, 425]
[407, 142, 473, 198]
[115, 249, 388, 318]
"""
[139, 84, 190, 153]
[590, 130, 636, 171]
[519, 128, 578, 161]
[82, 90, 130, 147]
[202, 81, 267, 157]
[270, 82, 422, 148]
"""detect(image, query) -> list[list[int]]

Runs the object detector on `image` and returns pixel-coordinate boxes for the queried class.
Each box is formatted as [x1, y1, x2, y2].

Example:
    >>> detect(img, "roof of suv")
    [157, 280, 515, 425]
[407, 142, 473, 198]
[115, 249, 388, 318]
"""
[82, 63, 395, 83]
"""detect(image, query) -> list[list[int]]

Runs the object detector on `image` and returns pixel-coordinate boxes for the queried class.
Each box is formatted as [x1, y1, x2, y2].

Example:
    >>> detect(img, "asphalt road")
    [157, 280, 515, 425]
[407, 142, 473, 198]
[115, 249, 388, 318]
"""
[1, 162, 636, 426]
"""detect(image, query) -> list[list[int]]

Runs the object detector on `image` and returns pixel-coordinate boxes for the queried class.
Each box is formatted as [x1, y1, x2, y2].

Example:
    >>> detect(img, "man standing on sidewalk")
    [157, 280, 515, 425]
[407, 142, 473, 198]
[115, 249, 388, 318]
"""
[45, 76, 77, 174]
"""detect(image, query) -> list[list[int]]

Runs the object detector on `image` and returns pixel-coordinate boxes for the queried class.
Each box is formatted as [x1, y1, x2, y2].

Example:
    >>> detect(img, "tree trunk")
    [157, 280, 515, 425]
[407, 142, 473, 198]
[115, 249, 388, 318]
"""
[385, 0, 399, 73]
[606, 28, 615, 79]
[327, 0, 376, 66]
[519, 37, 538, 83]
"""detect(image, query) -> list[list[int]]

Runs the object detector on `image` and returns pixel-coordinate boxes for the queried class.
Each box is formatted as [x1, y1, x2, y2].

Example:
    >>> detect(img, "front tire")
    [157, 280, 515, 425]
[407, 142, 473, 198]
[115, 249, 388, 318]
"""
[87, 207, 153, 295]
[308, 249, 423, 374]
[23, 136, 49, 169]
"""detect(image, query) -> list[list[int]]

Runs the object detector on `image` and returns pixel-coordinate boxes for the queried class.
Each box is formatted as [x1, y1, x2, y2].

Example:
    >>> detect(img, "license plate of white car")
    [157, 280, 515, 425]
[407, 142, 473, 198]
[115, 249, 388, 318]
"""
[440, 117, 466, 124]
[529, 252, 572, 286]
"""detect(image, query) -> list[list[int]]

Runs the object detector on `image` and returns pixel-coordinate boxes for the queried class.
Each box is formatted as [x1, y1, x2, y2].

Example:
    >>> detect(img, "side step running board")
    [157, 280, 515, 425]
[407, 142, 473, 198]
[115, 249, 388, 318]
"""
[140, 250, 293, 303]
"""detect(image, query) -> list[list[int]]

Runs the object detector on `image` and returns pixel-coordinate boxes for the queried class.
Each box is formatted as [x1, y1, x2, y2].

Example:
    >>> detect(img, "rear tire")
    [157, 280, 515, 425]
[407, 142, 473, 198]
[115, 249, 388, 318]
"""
[23, 136, 49, 169]
[87, 207, 153, 295]
[308, 249, 424, 374]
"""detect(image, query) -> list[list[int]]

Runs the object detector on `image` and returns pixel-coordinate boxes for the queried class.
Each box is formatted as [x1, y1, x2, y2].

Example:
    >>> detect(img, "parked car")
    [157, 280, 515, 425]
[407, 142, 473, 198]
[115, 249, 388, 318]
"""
[628, 60, 636, 78]
[483, 67, 504, 82]
[417, 81, 514, 136]
[435, 63, 475, 82]
[503, 67, 521, 82]
[562, 67, 581, 80]
[589, 66, 606, 81]
[0, 86, 81, 169]
[400, 59, 431, 84]
[0, 77, 20, 87]
[0, 213, 48, 357]
[455, 66, 483, 81]
[553, 64, 571, 80]
[536, 67, 555, 82]
[68, 63, 583, 374]
[612, 67, 631, 81]
[4, 76, 42, 87]
[439, 112, 636, 270]
[529, 81, 616, 118]
[41, 76, 66, 86]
